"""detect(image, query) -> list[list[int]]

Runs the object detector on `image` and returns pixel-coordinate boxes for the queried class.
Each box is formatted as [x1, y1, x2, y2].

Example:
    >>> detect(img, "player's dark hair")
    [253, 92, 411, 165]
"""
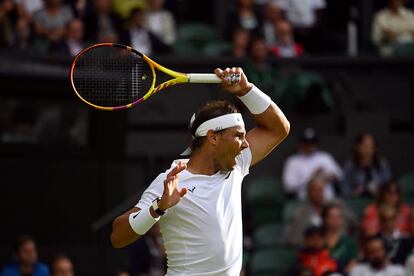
[13, 235, 35, 254]
[189, 100, 239, 153]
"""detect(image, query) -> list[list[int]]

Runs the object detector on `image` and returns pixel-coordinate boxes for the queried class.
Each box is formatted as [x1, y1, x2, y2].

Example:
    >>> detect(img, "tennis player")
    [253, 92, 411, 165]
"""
[111, 67, 290, 275]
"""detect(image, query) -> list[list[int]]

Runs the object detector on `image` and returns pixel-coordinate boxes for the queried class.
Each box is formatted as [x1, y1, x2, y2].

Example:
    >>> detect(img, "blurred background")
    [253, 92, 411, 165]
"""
[0, 0, 414, 275]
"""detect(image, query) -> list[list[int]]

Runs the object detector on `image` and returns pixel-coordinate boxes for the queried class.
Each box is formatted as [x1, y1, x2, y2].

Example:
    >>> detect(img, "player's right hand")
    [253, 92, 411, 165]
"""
[158, 161, 187, 211]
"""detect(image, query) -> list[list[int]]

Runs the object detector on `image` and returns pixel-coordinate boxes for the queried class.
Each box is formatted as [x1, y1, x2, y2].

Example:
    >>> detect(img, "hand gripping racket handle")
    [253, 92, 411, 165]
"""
[187, 73, 222, 83]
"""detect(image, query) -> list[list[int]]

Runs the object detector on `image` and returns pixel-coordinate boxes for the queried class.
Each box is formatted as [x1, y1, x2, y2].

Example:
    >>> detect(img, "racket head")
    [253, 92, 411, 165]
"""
[70, 43, 156, 111]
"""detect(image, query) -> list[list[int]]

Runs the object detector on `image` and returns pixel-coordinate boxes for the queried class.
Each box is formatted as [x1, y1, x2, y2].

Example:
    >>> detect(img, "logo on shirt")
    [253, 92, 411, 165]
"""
[187, 186, 196, 193]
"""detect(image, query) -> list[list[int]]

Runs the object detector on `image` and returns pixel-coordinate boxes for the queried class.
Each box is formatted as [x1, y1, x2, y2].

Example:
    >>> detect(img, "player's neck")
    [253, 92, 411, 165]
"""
[187, 150, 220, 176]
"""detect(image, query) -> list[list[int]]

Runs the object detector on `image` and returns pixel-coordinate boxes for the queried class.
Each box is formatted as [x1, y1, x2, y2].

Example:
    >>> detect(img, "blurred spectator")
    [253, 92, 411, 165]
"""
[244, 36, 278, 94]
[144, 0, 176, 45]
[117, 272, 130, 276]
[322, 203, 358, 273]
[349, 236, 405, 276]
[341, 133, 392, 197]
[372, 0, 414, 56]
[297, 226, 338, 276]
[1, 102, 37, 143]
[14, 17, 32, 50]
[226, 0, 262, 38]
[282, 128, 343, 200]
[0, 235, 49, 276]
[50, 255, 74, 276]
[275, 0, 326, 53]
[84, 0, 123, 43]
[32, 0, 73, 50]
[403, 216, 414, 266]
[68, 0, 87, 18]
[407, 254, 414, 276]
[269, 19, 304, 58]
[282, 176, 357, 248]
[111, 0, 147, 19]
[378, 205, 413, 265]
[16, 0, 44, 22]
[262, 1, 284, 47]
[51, 18, 86, 57]
[362, 180, 412, 237]
[0, 0, 19, 48]
[120, 8, 170, 56]
[229, 27, 251, 58]
[130, 223, 166, 276]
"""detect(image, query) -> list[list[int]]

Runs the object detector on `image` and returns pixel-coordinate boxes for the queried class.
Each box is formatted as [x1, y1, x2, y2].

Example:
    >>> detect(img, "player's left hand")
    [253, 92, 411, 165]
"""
[215, 67, 253, 97]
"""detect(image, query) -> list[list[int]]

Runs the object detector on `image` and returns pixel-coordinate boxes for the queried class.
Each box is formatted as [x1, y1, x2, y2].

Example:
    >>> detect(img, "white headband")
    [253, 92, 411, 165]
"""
[181, 113, 245, 156]
[195, 113, 245, 137]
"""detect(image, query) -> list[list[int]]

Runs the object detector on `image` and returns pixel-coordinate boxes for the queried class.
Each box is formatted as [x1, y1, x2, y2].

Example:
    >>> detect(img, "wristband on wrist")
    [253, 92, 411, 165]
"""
[237, 85, 272, 115]
[129, 206, 160, 235]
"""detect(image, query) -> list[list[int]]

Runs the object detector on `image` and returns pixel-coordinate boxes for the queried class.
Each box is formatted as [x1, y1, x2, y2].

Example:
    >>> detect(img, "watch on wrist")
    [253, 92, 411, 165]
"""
[152, 197, 165, 216]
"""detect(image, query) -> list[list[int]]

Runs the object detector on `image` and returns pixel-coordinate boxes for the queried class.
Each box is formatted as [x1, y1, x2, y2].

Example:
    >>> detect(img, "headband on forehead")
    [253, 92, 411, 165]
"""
[181, 113, 245, 156]
[195, 113, 245, 137]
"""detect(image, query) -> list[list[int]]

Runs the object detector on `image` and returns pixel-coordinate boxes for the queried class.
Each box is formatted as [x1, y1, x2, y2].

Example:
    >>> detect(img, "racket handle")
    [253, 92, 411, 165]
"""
[187, 73, 221, 83]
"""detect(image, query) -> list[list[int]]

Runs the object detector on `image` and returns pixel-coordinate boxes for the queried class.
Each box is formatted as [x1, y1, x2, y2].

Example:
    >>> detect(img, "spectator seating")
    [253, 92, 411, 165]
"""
[344, 197, 372, 219]
[245, 176, 285, 225]
[253, 223, 284, 250]
[400, 171, 414, 203]
[250, 248, 297, 276]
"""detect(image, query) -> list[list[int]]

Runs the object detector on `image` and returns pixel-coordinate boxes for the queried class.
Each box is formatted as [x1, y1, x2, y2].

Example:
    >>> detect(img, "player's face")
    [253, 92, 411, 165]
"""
[215, 126, 249, 171]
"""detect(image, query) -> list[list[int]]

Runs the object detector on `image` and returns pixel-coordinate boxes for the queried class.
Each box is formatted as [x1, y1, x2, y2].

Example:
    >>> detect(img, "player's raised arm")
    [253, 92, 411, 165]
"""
[111, 162, 187, 248]
[215, 67, 290, 166]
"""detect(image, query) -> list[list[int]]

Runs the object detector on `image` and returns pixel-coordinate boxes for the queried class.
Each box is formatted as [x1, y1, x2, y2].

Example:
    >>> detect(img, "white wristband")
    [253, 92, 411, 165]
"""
[237, 85, 272, 114]
[129, 206, 159, 235]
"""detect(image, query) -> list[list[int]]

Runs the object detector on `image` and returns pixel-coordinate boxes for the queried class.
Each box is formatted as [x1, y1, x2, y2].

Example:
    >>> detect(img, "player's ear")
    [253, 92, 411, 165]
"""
[206, 129, 219, 145]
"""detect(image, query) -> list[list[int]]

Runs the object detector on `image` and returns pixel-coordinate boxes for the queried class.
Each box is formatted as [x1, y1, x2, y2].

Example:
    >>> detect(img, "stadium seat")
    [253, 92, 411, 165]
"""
[246, 176, 285, 206]
[249, 205, 283, 226]
[253, 223, 284, 249]
[393, 42, 414, 56]
[175, 23, 222, 56]
[250, 248, 297, 276]
[344, 197, 372, 219]
[400, 171, 414, 196]
[202, 41, 232, 56]
[282, 200, 303, 221]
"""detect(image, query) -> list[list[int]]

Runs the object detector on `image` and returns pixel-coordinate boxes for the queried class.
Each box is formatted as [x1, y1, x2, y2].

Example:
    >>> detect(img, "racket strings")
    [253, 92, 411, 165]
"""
[72, 46, 153, 108]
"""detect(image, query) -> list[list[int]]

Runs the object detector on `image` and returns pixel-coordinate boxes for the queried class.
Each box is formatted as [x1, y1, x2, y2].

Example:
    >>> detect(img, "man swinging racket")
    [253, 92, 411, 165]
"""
[111, 67, 290, 275]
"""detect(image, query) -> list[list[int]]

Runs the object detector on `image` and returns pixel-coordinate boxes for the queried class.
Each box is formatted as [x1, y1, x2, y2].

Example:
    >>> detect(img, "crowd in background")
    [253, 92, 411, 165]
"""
[274, 128, 412, 276]
[1, 0, 414, 58]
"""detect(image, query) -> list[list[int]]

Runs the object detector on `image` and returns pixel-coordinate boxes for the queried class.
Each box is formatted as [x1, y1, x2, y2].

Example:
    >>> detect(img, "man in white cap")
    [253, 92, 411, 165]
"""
[110, 67, 290, 275]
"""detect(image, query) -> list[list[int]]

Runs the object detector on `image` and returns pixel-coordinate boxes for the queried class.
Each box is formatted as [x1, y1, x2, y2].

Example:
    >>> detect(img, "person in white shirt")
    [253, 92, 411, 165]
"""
[110, 67, 290, 275]
[372, 0, 414, 56]
[282, 128, 343, 200]
[275, 0, 325, 29]
[145, 0, 176, 45]
[350, 236, 405, 276]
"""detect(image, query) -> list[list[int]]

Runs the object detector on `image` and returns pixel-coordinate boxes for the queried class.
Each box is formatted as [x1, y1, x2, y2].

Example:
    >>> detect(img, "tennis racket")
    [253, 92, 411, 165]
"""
[70, 43, 238, 111]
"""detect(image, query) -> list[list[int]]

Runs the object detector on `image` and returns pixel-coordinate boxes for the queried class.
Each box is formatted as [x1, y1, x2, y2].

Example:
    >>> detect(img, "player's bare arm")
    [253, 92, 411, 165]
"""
[111, 162, 187, 248]
[215, 67, 290, 166]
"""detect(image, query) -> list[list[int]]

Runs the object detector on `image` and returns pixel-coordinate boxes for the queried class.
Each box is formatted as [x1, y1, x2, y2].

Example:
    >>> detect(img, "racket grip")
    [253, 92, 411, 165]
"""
[187, 73, 221, 83]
